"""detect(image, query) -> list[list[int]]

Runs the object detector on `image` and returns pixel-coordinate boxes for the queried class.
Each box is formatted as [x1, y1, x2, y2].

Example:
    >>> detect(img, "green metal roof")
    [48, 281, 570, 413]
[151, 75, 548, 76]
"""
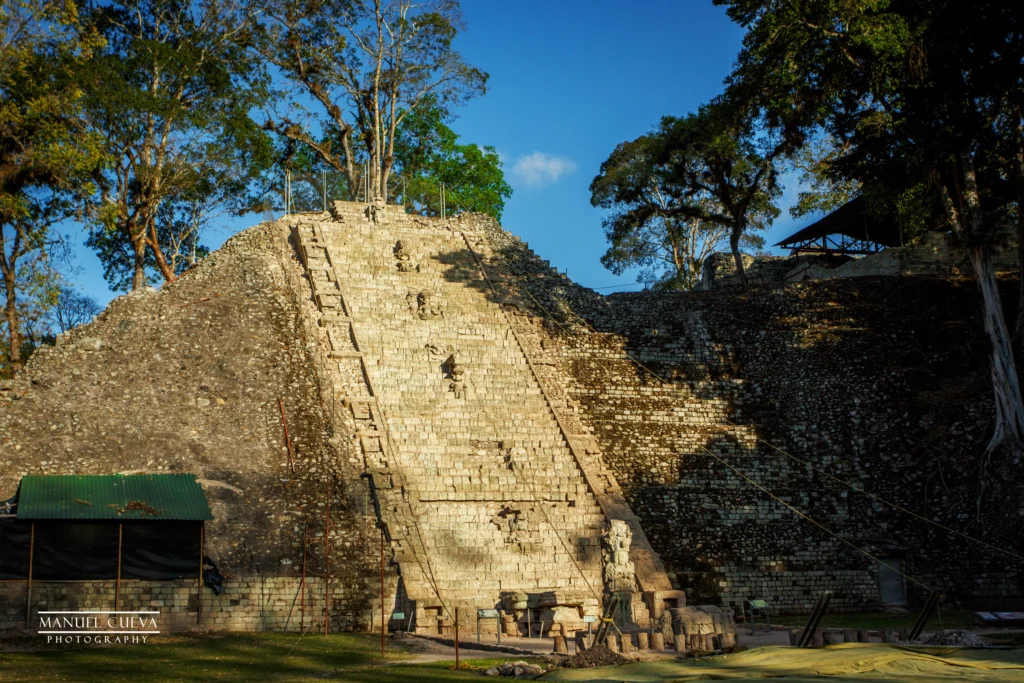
[16, 474, 213, 521]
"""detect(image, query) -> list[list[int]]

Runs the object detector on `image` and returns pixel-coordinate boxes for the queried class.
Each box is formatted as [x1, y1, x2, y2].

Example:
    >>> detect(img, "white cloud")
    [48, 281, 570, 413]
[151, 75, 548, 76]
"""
[511, 152, 577, 188]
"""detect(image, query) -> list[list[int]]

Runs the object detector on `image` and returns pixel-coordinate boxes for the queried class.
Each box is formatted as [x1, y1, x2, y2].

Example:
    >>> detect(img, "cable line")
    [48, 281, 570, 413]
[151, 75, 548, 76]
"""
[503, 268, 1023, 563]
[698, 446, 934, 593]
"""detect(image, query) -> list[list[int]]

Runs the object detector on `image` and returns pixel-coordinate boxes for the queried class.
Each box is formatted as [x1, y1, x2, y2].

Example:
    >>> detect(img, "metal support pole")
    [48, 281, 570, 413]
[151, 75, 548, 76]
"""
[323, 169, 327, 213]
[25, 522, 34, 626]
[380, 526, 385, 656]
[324, 492, 331, 635]
[115, 523, 123, 613]
[454, 607, 460, 669]
[300, 524, 308, 634]
[198, 522, 204, 625]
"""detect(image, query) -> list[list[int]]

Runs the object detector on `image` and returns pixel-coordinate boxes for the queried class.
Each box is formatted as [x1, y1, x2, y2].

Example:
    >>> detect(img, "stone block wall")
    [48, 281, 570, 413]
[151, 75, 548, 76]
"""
[289, 203, 671, 633]
[478, 214, 1022, 613]
[4, 203, 1020, 631]
[1, 574, 400, 633]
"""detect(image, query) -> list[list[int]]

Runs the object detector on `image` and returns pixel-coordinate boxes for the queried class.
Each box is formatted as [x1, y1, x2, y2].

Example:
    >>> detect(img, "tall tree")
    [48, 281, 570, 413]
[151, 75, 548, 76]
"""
[717, 0, 1024, 457]
[0, 0, 104, 375]
[591, 130, 730, 291]
[392, 100, 510, 219]
[48, 285, 100, 334]
[657, 103, 785, 286]
[82, 0, 271, 291]
[251, 0, 487, 202]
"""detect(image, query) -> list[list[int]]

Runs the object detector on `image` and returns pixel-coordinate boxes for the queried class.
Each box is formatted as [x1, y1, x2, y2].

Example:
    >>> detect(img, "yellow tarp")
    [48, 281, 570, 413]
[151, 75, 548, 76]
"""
[543, 644, 1024, 682]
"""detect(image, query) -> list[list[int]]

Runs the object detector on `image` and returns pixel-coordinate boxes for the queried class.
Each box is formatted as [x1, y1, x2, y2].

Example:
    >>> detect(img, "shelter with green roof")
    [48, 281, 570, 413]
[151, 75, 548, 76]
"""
[0, 474, 213, 621]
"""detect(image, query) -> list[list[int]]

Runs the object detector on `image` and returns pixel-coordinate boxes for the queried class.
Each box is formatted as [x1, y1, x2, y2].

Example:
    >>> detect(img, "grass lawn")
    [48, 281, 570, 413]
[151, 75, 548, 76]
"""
[0, 632, 513, 683]
[770, 608, 978, 631]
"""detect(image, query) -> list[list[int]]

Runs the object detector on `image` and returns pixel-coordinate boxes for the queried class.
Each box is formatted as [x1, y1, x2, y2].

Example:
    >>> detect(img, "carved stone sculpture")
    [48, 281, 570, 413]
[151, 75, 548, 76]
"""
[417, 290, 443, 320]
[602, 520, 636, 594]
[394, 240, 417, 272]
[444, 353, 466, 398]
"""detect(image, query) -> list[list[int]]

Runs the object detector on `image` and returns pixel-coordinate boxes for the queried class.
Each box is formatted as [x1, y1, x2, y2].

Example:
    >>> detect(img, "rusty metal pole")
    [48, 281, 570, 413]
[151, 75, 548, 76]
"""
[198, 522, 204, 625]
[454, 607, 460, 669]
[115, 523, 123, 613]
[300, 524, 308, 634]
[25, 522, 34, 626]
[324, 493, 330, 636]
[380, 526, 385, 656]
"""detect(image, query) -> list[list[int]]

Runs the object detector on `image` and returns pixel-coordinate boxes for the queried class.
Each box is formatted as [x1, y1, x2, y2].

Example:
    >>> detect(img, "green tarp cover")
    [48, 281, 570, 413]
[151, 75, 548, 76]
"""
[545, 644, 1024, 682]
[16, 474, 212, 521]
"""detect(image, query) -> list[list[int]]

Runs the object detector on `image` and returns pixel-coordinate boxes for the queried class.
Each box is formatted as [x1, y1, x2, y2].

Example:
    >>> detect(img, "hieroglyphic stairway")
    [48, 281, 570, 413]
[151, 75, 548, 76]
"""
[291, 201, 677, 633]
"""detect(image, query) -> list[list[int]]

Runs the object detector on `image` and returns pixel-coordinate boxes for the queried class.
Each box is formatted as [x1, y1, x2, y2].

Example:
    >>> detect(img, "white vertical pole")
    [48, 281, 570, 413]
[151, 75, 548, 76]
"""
[323, 169, 327, 212]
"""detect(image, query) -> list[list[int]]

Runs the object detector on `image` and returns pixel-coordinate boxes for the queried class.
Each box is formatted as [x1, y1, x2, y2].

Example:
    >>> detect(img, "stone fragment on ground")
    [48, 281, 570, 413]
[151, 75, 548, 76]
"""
[485, 660, 545, 678]
[922, 629, 992, 648]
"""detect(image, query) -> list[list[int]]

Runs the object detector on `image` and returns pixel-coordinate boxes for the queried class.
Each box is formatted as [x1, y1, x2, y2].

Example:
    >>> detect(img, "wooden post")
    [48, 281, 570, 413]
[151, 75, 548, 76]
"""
[198, 522, 204, 625]
[324, 493, 330, 636]
[380, 526, 385, 656]
[25, 522, 34, 627]
[300, 524, 308, 634]
[115, 523, 123, 613]
[454, 607, 460, 669]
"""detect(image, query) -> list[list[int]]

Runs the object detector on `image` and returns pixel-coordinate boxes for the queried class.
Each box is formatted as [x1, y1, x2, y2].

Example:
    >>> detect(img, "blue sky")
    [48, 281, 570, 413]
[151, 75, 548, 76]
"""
[66, 0, 810, 306]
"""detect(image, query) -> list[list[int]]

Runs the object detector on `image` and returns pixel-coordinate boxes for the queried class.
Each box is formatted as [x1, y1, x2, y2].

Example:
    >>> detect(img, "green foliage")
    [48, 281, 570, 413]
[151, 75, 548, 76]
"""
[278, 98, 511, 221]
[591, 130, 729, 290]
[717, 0, 1022, 245]
[251, 0, 488, 201]
[789, 135, 861, 219]
[655, 102, 784, 283]
[393, 101, 511, 220]
[81, 0, 273, 291]
[0, 0, 106, 374]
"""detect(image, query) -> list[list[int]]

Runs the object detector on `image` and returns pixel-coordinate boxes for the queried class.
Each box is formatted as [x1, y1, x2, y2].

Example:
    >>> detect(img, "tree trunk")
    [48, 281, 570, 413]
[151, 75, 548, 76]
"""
[1013, 109, 1024, 351]
[2, 260, 21, 374]
[130, 229, 147, 291]
[729, 226, 748, 286]
[148, 220, 177, 284]
[968, 245, 1024, 456]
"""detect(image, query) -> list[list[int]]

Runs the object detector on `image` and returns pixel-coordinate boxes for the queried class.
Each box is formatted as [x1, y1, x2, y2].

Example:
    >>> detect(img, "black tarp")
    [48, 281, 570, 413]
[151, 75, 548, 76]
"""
[121, 522, 201, 580]
[0, 521, 201, 581]
[0, 518, 31, 579]
[33, 522, 120, 580]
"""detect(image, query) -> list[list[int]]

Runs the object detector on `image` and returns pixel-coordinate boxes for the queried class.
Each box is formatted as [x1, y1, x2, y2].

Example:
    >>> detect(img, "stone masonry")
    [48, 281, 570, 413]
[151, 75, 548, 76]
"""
[288, 201, 676, 635]
[3, 201, 1019, 634]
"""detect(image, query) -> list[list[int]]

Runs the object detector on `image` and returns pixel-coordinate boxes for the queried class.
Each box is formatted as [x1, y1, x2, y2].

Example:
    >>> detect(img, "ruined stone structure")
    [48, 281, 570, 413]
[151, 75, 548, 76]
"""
[289, 202, 677, 635]
[702, 232, 1021, 290]
[2, 201, 1020, 634]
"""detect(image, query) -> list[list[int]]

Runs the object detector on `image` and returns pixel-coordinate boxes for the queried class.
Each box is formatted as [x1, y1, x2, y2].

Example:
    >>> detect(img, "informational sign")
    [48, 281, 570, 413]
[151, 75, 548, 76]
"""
[391, 612, 405, 621]
[583, 615, 598, 623]
[477, 609, 499, 619]
[748, 600, 769, 609]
